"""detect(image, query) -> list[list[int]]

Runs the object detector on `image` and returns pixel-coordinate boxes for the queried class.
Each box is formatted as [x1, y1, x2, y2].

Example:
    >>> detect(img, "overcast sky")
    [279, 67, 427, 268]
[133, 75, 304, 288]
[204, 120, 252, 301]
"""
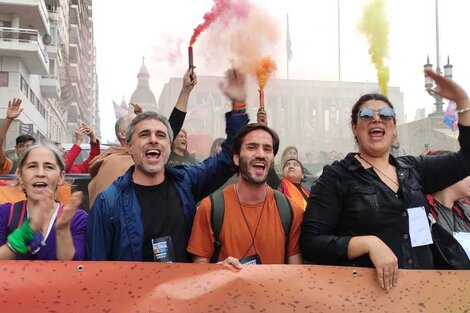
[93, 0, 470, 142]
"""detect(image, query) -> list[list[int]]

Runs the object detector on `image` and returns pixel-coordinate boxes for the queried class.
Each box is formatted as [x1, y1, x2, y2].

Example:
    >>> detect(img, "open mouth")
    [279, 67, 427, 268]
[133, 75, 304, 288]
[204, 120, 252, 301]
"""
[145, 149, 161, 160]
[32, 182, 48, 190]
[252, 162, 266, 175]
[369, 128, 385, 139]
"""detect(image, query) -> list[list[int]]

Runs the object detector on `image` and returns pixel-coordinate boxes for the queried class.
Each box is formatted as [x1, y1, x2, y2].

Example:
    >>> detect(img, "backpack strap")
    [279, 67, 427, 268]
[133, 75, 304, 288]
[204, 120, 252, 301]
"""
[7, 200, 27, 234]
[210, 189, 225, 263]
[273, 190, 293, 264]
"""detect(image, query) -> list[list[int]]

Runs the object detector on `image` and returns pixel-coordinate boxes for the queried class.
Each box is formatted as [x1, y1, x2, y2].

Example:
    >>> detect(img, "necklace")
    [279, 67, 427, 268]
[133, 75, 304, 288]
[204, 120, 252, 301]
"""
[234, 184, 267, 257]
[357, 154, 400, 187]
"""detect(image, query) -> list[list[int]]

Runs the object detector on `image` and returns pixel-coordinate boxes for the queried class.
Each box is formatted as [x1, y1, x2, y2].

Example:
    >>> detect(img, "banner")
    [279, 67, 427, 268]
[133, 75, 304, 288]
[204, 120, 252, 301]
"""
[1, 261, 469, 312]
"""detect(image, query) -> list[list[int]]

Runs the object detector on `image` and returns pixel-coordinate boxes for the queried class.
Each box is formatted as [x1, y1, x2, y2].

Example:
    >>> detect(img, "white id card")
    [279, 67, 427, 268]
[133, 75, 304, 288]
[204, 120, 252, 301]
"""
[407, 207, 433, 247]
[453, 232, 470, 259]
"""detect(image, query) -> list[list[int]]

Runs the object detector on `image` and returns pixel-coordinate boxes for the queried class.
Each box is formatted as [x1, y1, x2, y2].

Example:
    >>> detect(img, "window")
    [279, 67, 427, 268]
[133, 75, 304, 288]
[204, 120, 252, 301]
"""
[29, 88, 35, 103]
[0, 72, 8, 87]
[35, 96, 40, 110]
[20, 76, 29, 97]
[38, 102, 45, 118]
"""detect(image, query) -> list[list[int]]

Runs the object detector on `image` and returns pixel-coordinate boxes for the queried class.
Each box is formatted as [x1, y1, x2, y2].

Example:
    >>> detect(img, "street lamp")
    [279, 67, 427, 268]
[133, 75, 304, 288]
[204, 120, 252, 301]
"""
[424, 0, 453, 116]
[424, 55, 453, 115]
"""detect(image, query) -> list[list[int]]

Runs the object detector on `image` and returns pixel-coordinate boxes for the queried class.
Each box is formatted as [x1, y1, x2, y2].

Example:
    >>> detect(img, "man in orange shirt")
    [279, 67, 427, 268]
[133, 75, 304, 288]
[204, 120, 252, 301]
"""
[188, 124, 304, 267]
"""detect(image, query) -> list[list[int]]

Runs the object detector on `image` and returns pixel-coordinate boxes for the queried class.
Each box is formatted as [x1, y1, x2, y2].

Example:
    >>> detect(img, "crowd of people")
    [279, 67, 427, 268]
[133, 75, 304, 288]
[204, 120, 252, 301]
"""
[0, 66, 469, 291]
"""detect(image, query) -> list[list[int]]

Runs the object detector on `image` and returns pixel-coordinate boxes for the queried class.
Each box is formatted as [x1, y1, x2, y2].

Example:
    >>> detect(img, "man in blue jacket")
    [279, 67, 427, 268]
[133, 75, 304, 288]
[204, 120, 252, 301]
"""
[86, 68, 249, 261]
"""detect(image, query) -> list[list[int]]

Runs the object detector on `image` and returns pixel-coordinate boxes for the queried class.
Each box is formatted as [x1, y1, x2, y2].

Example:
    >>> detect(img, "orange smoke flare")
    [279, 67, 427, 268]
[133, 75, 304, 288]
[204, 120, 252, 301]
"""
[256, 57, 277, 91]
[190, 0, 231, 46]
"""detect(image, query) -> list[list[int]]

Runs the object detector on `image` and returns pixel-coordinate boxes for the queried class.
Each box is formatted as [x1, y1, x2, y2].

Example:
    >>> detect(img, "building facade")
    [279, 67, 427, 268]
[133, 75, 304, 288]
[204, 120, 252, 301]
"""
[0, 0, 98, 148]
[158, 76, 404, 160]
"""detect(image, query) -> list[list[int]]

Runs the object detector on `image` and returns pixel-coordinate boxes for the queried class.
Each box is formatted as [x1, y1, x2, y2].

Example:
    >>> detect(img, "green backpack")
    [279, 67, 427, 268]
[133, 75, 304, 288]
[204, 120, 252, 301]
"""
[209, 189, 293, 264]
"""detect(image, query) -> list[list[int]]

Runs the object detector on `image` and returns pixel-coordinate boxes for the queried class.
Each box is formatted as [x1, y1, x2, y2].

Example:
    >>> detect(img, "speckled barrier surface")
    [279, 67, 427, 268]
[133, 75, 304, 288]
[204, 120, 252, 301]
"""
[1, 261, 469, 312]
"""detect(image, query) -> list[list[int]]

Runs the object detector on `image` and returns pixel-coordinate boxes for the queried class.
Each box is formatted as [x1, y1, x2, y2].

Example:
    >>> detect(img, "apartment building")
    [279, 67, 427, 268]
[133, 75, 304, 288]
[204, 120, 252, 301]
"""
[0, 0, 98, 147]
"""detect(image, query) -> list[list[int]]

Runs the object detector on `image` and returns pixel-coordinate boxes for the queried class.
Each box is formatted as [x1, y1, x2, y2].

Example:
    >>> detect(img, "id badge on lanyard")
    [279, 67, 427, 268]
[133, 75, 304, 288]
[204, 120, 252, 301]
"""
[407, 206, 433, 247]
[152, 236, 175, 262]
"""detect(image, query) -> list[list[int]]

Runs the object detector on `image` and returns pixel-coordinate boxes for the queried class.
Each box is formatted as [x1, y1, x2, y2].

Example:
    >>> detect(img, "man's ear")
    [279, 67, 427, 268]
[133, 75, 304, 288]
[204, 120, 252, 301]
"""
[233, 154, 239, 167]
[118, 130, 126, 141]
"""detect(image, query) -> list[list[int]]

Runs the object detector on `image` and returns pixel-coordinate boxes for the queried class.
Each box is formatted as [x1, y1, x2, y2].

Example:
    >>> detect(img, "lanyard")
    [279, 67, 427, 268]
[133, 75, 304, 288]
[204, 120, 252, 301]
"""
[27, 202, 61, 244]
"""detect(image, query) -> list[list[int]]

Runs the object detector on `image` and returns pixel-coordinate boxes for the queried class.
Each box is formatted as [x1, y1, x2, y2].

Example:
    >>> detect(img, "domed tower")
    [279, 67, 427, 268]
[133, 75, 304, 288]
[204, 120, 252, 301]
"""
[129, 57, 158, 113]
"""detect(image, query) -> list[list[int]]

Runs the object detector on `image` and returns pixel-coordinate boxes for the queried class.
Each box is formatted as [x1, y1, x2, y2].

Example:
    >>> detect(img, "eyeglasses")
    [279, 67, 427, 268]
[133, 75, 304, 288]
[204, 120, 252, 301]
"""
[357, 107, 395, 122]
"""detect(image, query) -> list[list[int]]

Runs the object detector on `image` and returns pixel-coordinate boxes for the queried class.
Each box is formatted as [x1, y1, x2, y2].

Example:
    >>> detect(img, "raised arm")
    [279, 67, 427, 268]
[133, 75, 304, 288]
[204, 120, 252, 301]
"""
[425, 68, 470, 126]
[185, 68, 249, 200]
[168, 68, 198, 138]
[69, 125, 100, 174]
[0, 99, 22, 169]
[417, 69, 470, 193]
[65, 124, 86, 172]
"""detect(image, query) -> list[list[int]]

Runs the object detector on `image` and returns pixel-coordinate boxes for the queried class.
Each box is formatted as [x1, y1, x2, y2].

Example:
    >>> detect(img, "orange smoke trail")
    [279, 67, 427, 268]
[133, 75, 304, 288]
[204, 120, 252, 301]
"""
[190, 0, 232, 46]
[256, 57, 277, 91]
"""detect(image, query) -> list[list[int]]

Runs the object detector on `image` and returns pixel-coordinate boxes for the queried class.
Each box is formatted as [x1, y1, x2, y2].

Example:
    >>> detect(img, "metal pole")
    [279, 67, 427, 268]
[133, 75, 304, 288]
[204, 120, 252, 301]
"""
[337, 0, 341, 85]
[287, 14, 290, 80]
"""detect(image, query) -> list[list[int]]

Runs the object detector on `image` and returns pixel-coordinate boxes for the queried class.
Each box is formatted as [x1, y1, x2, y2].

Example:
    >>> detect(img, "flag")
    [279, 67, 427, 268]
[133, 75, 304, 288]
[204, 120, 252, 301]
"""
[443, 100, 458, 131]
[286, 14, 293, 62]
[113, 101, 127, 120]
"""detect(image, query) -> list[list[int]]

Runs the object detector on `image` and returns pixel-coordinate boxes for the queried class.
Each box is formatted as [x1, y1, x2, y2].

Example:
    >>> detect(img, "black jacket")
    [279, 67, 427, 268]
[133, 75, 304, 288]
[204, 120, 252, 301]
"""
[301, 125, 470, 269]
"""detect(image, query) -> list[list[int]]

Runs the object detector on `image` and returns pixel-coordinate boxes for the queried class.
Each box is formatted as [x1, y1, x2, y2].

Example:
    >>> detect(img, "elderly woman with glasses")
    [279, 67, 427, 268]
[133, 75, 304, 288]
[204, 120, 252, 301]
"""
[301, 69, 470, 291]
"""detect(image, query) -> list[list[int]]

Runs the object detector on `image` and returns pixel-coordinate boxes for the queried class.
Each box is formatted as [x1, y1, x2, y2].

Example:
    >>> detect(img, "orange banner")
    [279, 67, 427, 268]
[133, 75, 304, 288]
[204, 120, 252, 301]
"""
[1, 261, 469, 312]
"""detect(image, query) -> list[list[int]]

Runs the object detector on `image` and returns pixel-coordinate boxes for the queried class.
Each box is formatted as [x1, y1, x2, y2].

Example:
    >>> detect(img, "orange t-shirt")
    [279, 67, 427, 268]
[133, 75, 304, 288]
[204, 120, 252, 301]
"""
[187, 185, 304, 264]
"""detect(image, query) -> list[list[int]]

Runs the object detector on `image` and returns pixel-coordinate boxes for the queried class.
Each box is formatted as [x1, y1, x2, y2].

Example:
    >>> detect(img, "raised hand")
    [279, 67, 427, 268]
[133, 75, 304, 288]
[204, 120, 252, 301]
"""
[130, 103, 143, 115]
[425, 68, 469, 104]
[83, 125, 97, 143]
[55, 191, 82, 231]
[257, 107, 267, 126]
[6, 98, 23, 120]
[219, 68, 247, 104]
[27, 187, 55, 232]
[74, 124, 86, 145]
[183, 68, 197, 91]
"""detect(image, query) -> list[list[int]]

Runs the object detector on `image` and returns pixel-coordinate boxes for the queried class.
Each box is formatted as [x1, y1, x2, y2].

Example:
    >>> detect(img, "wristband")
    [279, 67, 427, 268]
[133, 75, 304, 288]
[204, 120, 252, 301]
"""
[457, 106, 470, 114]
[7, 219, 38, 254]
[232, 103, 247, 114]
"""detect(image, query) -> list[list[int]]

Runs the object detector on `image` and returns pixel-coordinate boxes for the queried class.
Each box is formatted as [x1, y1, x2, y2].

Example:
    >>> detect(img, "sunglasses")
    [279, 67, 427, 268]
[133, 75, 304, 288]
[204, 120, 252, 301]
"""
[357, 107, 395, 122]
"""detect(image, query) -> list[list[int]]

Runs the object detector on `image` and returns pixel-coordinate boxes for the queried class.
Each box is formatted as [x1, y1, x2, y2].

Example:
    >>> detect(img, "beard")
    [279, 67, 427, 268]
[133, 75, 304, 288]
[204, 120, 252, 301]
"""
[238, 156, 274, 185]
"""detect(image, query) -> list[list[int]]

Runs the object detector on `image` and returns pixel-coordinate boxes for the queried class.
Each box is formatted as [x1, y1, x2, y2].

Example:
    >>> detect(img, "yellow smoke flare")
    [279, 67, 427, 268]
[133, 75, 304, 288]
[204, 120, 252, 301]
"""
[358, 0, 390, 96]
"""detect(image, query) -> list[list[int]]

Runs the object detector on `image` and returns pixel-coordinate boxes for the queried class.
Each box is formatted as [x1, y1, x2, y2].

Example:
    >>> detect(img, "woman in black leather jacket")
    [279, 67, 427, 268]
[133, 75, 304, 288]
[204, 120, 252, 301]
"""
[301, 69, 470, 291]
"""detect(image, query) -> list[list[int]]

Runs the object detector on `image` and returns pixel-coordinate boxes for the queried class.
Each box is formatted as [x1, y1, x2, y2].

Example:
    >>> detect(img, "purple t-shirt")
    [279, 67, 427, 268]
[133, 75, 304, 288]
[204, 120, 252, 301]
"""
[0, 202, 88, 260]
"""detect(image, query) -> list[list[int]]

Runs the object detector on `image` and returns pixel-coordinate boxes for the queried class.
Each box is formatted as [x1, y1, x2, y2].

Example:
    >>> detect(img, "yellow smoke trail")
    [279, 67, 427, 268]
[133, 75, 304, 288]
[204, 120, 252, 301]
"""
[358, 0, 390, 96]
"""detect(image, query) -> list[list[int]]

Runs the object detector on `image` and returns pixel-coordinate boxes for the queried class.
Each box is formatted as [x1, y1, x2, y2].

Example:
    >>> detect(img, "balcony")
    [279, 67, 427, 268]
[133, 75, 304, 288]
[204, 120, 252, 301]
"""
[46, 43, 60, 59]
[40, 74, 60, 98]
[0, 27, 49, 75]
[0, 0, 49, 33]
